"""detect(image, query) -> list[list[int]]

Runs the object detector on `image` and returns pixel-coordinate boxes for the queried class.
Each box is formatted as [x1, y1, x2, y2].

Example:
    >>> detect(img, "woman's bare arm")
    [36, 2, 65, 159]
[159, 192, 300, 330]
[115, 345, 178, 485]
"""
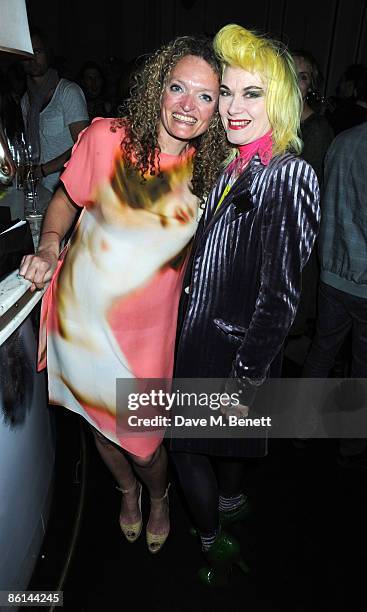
[19, 187, 78, 291]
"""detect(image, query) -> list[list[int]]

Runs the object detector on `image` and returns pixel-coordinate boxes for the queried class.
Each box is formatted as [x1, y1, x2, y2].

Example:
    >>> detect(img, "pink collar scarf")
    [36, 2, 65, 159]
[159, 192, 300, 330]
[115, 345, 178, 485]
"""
[228, 130, 273, 173]
[238, 130, 273, 165]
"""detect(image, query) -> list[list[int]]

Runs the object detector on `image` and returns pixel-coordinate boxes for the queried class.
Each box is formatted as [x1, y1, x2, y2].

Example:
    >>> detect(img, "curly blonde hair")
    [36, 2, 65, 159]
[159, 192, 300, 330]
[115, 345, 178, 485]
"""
[115, 36, 230, 202]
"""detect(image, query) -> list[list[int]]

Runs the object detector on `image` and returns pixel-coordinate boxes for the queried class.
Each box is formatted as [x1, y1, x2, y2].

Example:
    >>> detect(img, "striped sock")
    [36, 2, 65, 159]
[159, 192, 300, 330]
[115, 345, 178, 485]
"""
[199, 527, 220, 552]
[219, 493, 246, 512]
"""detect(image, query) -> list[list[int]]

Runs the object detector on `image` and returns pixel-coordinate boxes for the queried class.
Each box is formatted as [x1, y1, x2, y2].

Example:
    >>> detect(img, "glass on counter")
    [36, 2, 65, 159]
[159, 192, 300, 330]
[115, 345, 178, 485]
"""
[24, 141, 41, 208]
[2, 133, 46, 242]
[24, 142, 43, 250]
[25, 207, 43, 252]
[4, 131, 27, 191]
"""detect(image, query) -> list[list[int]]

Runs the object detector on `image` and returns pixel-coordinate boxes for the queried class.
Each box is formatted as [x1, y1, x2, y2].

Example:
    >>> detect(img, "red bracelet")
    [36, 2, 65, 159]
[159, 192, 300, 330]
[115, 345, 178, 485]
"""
[41, 230, 61, 240]
[40, 164, 46, 177]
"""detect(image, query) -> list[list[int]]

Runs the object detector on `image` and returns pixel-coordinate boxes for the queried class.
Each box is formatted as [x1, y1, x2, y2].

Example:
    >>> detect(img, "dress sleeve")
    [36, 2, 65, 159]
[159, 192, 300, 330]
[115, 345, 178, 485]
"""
[228, 158, 321, 404]
[60, 117, 122, 207]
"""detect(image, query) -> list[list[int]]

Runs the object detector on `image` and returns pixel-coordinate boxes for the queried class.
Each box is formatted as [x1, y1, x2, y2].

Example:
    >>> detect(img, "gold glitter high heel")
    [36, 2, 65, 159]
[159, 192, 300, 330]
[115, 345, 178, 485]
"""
[117, 480, 142, 543]
[146, 484, 170, 554]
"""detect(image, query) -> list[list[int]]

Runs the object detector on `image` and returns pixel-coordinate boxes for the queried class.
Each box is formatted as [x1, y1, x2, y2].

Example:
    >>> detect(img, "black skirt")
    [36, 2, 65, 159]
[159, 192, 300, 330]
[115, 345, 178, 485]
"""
[169, 352, 282, 458]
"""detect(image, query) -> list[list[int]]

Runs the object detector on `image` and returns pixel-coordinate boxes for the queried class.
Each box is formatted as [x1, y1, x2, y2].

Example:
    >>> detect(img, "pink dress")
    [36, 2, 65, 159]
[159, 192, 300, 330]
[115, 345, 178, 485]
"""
[39, 118, 198, 457]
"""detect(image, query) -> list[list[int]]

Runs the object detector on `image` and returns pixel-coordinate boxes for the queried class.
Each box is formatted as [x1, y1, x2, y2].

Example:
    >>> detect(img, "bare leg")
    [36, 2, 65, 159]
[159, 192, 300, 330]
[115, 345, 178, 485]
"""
[92, 427, 169, 537]
[128, 445, 169, 538]
[91, 428, 140, 526]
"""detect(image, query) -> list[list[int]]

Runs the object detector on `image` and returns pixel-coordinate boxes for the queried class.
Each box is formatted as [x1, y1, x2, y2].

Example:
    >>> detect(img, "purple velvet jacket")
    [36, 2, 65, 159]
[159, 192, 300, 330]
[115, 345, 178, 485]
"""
[175, 152, 320, 404]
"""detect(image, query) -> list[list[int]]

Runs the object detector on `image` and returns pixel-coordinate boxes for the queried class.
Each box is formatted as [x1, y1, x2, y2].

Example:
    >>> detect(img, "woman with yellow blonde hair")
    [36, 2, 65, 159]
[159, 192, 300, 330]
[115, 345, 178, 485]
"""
[171, 24, 320, 585]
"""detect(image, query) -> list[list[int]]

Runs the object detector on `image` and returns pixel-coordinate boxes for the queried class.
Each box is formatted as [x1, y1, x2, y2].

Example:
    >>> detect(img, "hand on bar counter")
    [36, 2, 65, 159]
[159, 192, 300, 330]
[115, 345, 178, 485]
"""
[19, 246, 59, 292]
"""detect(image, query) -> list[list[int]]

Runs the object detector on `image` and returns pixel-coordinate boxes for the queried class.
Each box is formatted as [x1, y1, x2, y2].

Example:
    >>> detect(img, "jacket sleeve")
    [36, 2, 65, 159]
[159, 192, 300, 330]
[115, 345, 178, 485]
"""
[227, 157, 320, 404]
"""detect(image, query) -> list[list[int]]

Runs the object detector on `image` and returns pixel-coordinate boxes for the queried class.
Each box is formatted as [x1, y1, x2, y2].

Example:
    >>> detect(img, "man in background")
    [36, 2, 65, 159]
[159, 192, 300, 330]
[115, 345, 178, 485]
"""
[21, 27, 89, 207]
[326, 64, 367, 135]
[303, 117, 367, 468]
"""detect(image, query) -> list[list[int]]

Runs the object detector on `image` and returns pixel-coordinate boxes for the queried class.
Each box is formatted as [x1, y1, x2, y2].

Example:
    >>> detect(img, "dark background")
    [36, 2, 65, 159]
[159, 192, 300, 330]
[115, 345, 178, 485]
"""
[25, 0, 367, 97]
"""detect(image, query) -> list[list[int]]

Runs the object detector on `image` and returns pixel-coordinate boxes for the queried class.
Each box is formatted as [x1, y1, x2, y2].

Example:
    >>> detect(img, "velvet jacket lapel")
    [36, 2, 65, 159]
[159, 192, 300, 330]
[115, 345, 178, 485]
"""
[199, 155, 264, 243]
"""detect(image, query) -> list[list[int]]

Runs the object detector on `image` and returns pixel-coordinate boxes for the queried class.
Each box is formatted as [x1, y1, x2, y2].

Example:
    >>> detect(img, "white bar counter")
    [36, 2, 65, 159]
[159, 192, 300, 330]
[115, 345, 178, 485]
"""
[0, 270, 54, 596]
[0, 271, 45, 345]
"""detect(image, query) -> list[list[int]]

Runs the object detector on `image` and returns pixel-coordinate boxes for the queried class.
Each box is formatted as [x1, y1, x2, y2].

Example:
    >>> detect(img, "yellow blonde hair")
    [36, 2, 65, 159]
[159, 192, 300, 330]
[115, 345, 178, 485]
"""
[213, 24, 302, 157]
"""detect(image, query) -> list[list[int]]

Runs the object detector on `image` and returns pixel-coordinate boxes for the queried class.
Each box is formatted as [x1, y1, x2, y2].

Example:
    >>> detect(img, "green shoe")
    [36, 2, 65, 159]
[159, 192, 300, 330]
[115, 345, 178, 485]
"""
[198, 530, 249, 587]
[198, 566, 229, 587]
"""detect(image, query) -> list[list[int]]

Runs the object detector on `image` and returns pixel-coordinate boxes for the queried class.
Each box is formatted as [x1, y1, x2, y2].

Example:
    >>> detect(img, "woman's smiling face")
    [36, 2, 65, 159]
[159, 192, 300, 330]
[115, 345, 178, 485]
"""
[219, 66, 271, 146]
[158, 54, 219, 155]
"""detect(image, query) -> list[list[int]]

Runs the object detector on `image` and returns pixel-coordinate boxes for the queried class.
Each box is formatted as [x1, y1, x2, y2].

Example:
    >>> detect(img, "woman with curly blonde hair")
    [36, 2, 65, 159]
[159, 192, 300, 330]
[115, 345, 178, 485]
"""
[171, 24, 320, 585]
[20, 35, 229, 554]
[121, 36, 228, 201]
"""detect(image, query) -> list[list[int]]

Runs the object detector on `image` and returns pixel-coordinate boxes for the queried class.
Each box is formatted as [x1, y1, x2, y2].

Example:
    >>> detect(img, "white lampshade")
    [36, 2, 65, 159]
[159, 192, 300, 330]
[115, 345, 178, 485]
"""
[0, 0, 33, 57]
